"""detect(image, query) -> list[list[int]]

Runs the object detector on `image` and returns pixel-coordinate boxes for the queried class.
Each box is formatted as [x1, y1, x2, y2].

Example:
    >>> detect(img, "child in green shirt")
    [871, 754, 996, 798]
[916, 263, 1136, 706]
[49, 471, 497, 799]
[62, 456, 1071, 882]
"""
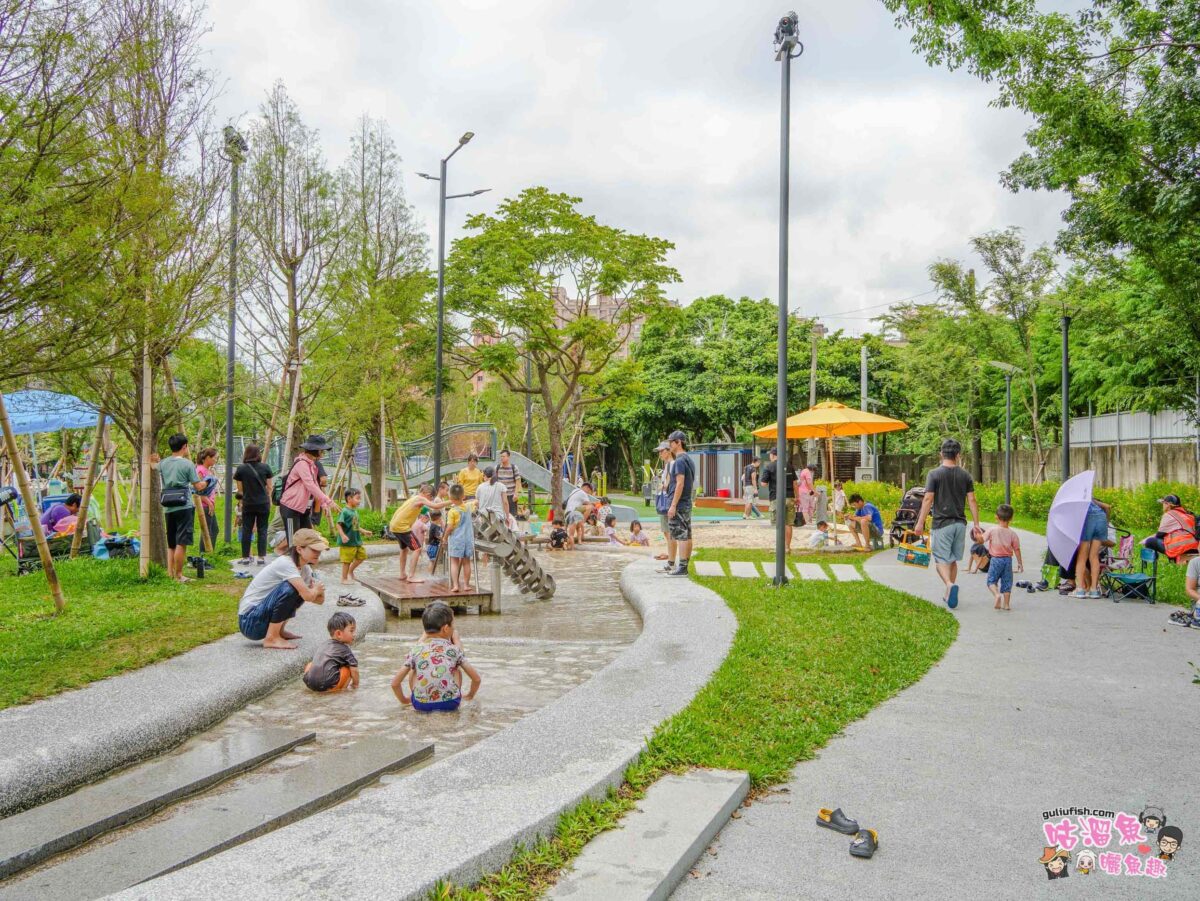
[336, 488, 372, 583]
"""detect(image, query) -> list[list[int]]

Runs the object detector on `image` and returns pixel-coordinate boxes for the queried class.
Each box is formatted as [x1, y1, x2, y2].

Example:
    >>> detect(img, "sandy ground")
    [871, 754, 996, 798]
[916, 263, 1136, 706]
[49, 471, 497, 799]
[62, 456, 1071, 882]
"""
[648, 517, 871, 553]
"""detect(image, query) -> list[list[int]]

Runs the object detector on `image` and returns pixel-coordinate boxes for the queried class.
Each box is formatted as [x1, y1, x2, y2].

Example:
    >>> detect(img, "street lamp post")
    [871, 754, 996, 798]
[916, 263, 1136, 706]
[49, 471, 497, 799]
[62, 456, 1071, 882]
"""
[1061, 313, 1071, 481]
[989, 361, 1020, 506]
[222, 126, 248, 545]
[417, 135, 489, 488]
[772, 11, 802, 588]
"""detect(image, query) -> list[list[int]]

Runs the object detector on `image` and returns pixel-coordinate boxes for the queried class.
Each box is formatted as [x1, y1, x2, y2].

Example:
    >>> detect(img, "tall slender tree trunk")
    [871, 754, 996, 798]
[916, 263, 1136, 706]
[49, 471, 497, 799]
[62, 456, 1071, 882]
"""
[0, 393, 66, 611]
[369, 405, 384, 511]
[139, 336, 153, 579]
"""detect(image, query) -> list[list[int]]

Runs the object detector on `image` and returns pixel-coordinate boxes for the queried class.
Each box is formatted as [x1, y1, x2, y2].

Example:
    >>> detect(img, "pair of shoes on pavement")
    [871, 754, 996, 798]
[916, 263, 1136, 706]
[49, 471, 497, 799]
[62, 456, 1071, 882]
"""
[658, 561, 689, 576]
[1168, 610, 1199, 629]
[816, 807, 878, 859]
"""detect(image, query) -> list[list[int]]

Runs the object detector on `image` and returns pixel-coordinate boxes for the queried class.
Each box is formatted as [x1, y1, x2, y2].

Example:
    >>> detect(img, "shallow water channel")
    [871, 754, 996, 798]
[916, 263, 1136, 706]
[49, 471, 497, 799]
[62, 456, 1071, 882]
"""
[6, 549, 642, 888]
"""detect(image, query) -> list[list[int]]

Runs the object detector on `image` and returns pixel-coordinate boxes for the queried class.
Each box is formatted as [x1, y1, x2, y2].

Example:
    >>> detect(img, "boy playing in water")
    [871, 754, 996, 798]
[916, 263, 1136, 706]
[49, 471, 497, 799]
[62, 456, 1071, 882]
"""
[303, 611, 359, 692]
[391, 603, 481, 712]
[336, 489, 372, 584]
[984, 504, 1023, 610]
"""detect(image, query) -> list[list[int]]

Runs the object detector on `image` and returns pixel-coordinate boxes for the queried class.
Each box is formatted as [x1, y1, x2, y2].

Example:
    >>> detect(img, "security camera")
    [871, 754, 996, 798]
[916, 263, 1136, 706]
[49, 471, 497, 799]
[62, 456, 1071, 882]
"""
[774, 11, 800, 59]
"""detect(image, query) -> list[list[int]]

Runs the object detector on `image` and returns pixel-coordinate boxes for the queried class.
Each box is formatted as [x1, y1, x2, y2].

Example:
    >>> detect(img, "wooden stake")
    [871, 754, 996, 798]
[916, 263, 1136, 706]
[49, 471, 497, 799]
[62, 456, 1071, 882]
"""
[139, 336, 153, 579]
[70, 408, 107, 558]
[386, 413, 411, 497]
[0, 392, 66, 611]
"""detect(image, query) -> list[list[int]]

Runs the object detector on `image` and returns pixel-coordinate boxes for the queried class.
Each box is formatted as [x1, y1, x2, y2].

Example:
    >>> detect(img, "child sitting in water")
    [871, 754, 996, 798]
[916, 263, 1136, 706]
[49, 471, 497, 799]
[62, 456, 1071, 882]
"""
[303, 611, 359, 693]
[629, 520, 650, 547]
[548, 523, 571, 550]
[391, 603, 481, 712]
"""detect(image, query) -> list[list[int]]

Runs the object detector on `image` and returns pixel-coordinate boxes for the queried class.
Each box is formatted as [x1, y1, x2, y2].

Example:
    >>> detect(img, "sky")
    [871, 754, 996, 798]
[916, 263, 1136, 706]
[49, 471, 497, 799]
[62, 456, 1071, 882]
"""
[204, 0, 1069, 336]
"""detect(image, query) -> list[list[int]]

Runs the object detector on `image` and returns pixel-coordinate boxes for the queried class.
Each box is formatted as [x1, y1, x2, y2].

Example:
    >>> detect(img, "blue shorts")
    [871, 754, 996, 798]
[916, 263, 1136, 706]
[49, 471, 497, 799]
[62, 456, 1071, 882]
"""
[987, 556, 1014, 594]
[1081, 509, 1109, 542]
[426, 543, 439, 561]
[412, 696, 461, 713]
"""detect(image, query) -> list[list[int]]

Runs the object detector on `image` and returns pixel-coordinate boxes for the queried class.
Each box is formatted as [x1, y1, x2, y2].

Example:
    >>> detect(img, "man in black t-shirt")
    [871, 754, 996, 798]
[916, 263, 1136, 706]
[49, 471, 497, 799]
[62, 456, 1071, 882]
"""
[665, 430, 696, 576]
[760, 448, 800, 552]
[914, 437, 981, 610]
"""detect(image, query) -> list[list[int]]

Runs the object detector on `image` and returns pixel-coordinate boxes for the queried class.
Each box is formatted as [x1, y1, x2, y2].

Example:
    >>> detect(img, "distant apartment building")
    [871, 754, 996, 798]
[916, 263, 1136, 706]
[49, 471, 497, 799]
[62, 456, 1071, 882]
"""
[549, 286, 646, 359]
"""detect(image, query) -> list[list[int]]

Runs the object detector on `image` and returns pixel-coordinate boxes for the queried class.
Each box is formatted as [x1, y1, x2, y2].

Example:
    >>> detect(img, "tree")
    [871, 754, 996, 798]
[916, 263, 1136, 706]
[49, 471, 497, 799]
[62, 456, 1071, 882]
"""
[241, 82, 344, 459]
[446, 187, 679, 511]
[883, 0, 1200, 374]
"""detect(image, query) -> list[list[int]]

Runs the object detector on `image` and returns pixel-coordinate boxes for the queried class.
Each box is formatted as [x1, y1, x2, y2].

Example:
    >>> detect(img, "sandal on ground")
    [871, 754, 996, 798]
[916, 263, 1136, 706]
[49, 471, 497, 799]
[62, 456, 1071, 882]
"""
[850, 828, 879, 859]
[816, 807, 860, 835]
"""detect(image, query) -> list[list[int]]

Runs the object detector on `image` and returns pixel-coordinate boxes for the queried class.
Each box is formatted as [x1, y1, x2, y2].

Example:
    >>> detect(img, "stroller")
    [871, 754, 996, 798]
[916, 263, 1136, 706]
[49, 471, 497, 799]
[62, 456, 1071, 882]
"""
[889, 487, 926, 547]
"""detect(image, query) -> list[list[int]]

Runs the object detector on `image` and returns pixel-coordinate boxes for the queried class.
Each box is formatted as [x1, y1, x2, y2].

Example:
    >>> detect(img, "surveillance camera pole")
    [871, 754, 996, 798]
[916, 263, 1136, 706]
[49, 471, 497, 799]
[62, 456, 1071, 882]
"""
[773, 12, 801, 587]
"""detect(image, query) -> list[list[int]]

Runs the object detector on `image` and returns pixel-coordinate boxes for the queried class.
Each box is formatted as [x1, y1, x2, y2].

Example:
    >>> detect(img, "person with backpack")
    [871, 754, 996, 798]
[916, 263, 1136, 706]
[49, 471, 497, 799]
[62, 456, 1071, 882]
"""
[277, 435, 339, 546]
[1142, 494, 1199, 561]
[234, 444, 274, 565]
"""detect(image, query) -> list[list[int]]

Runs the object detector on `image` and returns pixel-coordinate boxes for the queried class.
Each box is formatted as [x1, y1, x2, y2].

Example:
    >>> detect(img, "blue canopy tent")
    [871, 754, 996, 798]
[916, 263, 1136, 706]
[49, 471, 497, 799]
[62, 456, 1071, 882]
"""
[3, 390, 109, 436]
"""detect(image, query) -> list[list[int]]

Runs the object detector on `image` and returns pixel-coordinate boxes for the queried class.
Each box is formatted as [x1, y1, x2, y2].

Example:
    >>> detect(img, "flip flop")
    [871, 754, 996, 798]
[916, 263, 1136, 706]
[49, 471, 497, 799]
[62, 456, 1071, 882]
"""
[816, 807, 860, 835]
[946, 584, 959, 609]
[850, 828, 879, 859]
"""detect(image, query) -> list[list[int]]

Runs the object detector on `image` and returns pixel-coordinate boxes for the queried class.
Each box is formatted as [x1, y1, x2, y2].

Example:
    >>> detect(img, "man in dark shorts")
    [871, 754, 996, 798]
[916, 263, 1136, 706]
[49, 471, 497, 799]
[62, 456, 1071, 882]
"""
[914, 437, 981, 609]
[665, 430, 696, 576]
[388, 484, 451, 582]
[159, 433, 207, 582]
[760, 448, 799, 552]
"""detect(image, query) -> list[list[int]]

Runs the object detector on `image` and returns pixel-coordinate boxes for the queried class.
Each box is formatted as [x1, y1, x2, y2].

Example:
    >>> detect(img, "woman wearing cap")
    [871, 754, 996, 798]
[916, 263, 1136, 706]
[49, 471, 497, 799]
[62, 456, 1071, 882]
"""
[1142, 494, 1198, 561]
[238, 528, 329, 650]
[278, 435, 340, 544]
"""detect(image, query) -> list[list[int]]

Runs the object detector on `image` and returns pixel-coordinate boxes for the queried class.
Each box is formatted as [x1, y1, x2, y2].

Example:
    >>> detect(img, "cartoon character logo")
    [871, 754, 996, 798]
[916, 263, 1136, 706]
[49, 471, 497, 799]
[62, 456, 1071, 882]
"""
[1039, 846, 1070, 879]
[1139, 805, 1166, 835]
[1157, 826, 1183, 861]
[1075, 849, 1096, 874]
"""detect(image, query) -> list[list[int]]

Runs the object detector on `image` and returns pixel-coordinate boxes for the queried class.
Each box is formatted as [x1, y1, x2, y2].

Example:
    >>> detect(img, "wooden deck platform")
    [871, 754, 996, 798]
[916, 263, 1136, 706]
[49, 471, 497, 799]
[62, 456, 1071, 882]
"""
[355, 574, 495, 616]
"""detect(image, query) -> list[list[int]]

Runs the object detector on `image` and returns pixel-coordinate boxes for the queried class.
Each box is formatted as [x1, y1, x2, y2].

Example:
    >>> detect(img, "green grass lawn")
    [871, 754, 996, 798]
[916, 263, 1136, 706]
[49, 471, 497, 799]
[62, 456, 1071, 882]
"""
[0, 555, 240, 710]
[439, 551, 957, 899]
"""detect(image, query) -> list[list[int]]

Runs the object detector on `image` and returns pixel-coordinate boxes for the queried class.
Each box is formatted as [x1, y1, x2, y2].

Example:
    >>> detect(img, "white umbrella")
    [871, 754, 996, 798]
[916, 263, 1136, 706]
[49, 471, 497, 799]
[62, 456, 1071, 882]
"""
[1046, 470, 1095, 569]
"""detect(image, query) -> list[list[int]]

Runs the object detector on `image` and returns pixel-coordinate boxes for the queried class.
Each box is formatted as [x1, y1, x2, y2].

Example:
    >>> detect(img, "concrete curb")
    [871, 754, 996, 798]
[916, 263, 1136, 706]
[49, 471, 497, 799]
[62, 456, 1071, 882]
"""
[0, 583, 387, 817]
[117, 558, 738, 901]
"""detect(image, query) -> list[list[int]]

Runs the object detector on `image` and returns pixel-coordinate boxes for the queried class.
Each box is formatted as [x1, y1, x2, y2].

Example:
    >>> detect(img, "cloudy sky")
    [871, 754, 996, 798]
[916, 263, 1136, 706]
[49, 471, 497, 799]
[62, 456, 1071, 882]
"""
[204, 0, 1068, 335]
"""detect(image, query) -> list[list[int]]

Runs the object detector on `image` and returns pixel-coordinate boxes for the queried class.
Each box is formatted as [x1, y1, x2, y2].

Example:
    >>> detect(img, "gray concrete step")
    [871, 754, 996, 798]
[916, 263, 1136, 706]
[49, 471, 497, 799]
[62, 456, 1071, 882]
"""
[0, 728, 314, 880]
[548, 769, 749, 901]
[2, 737, 432, 901]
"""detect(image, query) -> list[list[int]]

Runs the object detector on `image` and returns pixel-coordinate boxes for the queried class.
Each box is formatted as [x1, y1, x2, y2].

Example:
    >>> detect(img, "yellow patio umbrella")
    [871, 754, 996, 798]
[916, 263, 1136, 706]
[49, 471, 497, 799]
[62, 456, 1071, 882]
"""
[752, 401, 908, 481]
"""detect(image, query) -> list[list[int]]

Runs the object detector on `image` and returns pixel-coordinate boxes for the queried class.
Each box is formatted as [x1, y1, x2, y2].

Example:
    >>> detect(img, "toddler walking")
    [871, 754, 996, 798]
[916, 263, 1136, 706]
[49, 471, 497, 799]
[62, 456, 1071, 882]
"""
[984, 504, 1023, 610]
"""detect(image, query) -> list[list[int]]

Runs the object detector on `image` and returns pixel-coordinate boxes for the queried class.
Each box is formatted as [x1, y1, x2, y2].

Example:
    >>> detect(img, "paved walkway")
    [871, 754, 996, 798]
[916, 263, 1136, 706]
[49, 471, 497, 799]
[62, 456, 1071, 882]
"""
[674, 528, 1200, 899]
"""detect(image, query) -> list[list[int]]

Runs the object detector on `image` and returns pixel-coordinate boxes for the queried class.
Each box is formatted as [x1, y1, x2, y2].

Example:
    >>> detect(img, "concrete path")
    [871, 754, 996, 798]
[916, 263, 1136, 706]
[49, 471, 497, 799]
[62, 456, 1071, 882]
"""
[674, 528, 1200, 899]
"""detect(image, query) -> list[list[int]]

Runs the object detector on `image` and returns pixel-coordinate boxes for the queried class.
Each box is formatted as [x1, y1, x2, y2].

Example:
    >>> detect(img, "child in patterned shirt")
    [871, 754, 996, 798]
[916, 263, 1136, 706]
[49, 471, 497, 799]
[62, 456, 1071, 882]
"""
[391, 603, 481, 712]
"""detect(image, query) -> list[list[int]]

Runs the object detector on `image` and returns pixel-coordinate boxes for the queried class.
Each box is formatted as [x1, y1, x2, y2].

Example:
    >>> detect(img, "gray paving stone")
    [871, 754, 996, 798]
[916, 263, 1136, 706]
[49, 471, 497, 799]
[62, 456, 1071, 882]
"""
[828, 564, 862, 582]
[3, 738, 432, 901]
[549, 769, 749, 901]
[727, 561, 760, 578]
[793, 563, 827, 580]
[0, 728, 313, 880]
[692, 561, 724, 577]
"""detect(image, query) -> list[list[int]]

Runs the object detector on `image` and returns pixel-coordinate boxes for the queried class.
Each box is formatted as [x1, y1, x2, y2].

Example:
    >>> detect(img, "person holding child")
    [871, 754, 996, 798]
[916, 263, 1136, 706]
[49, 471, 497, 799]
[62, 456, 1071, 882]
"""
[303, 612, 359, 692]
[391, 603, 481, 712]
[237, 528, 328, 650]
[983, 504, 1023, 610]
[443, 484, 476, 592]
[336, 488, 372, 584]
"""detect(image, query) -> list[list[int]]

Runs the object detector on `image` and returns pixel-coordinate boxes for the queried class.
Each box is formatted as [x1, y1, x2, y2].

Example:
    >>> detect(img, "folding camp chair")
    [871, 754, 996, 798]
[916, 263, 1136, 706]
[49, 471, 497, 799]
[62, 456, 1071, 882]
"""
[1102, 545, 1157, 604]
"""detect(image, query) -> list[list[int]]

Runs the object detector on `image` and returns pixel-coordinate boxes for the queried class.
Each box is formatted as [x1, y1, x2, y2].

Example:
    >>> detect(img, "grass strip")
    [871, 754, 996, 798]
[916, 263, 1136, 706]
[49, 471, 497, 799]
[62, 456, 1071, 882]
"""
[0, 554, 241, 710]
[435, 551, 957, 899]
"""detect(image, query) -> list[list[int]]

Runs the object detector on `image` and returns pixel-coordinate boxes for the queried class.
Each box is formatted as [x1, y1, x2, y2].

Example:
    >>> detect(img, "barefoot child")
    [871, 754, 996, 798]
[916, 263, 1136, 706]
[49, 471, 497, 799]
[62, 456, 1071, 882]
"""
[303, 611, 359, 692]
[984, 504, 1023, 610]
[968, 526, 990, 575]
[443, 484, 475, 592]
[336, 489, 372, 584]
[604, 513, 626, 545]
[391, 603, 481, 712]
[237, 528, 328, 649]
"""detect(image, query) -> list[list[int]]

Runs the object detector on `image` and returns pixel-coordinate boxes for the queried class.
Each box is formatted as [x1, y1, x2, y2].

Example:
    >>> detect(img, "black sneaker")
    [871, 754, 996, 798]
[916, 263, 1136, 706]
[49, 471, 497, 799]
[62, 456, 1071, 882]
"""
[668, 564, 689, 576]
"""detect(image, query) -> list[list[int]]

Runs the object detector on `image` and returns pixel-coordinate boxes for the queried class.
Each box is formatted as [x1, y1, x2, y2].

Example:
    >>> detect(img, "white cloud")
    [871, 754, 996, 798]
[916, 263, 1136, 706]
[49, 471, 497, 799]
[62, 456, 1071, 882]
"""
[204, 0, 1067, 335]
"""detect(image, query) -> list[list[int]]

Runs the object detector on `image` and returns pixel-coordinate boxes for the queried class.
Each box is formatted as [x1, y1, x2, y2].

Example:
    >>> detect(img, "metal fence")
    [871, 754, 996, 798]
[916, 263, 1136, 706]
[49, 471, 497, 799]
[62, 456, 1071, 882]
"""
[1069, 408, 1199, 453]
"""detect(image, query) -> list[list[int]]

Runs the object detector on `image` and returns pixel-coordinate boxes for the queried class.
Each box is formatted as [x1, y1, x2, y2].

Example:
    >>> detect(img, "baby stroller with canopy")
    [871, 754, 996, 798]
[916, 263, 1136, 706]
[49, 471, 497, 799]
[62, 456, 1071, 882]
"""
[889, 487, 926, 548]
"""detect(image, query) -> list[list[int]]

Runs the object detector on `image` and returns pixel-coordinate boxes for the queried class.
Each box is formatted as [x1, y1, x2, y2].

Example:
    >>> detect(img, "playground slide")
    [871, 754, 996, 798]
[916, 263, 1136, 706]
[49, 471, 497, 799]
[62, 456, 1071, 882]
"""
[506, 452, 639, 523]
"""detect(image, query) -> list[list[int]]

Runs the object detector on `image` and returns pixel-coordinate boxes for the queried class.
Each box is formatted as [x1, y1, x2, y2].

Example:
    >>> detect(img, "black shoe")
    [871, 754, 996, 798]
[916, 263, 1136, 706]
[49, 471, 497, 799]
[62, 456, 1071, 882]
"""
[667, 564, 689, 576]
[849, 828, 879, 859]
[816, 807, 860, 835]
